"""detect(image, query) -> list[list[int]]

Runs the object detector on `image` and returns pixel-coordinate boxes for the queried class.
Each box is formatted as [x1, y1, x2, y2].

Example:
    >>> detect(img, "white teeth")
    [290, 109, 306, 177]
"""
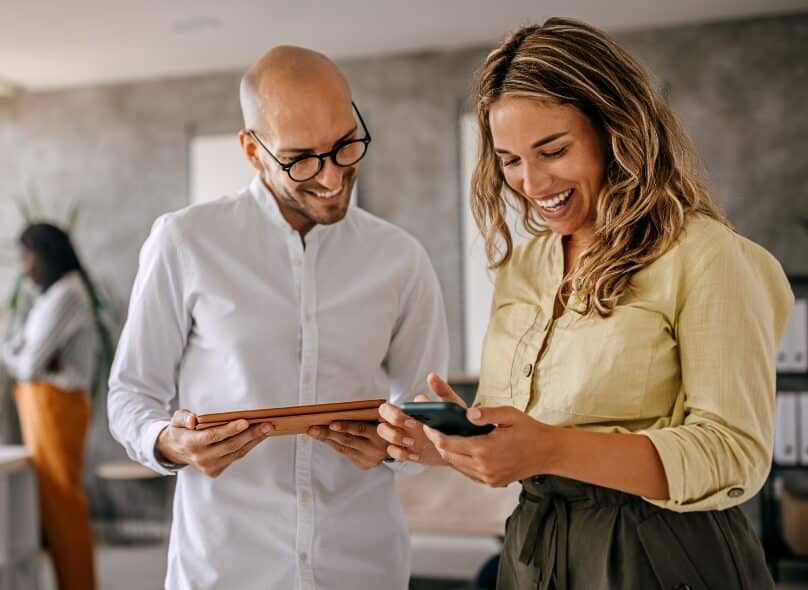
[538, 189, 572, 210]
[312, 187, 341, 199]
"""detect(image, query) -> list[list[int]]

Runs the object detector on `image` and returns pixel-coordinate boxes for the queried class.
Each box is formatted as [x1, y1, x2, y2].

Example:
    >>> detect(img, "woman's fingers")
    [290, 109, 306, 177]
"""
[427, 373, 466, 408]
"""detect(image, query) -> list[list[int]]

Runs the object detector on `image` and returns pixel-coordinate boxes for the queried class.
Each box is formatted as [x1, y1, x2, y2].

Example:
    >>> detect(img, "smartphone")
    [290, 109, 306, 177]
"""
[400, 402, 494, 436]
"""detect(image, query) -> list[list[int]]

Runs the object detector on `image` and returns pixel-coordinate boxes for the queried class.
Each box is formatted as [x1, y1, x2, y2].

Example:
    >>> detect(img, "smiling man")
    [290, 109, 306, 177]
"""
[108, 46, 448, 590]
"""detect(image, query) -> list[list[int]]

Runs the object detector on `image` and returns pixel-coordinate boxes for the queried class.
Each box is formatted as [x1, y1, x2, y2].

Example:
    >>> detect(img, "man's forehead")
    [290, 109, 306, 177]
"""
[263, 101, 357, 151]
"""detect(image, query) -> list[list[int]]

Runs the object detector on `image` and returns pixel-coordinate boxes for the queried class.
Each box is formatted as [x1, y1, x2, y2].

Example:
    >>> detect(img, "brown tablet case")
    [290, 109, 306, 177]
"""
[195, 399, 385, 436]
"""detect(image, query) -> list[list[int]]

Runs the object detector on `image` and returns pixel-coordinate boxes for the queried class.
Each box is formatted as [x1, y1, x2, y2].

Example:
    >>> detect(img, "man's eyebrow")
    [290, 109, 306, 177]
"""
[277, 125, 359, 156]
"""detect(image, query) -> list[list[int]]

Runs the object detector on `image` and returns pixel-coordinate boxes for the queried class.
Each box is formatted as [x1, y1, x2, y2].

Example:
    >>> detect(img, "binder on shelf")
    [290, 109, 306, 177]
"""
[774, 392, 799, 466]
[777, 299, 807, 372]
[800, 392, 808, 466]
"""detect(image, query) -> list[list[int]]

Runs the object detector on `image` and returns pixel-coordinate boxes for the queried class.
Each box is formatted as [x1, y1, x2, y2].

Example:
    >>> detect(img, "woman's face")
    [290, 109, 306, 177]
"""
[488, 96, 607, 245]
[20, 248, 40, 285]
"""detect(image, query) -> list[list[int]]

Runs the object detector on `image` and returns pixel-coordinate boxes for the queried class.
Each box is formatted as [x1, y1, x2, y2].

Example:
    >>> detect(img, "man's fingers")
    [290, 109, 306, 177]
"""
[171, 409, 198, 429]
[214, 423, 272, 455]
[329, 420, 373, 438]
[199, 419, 251, 445]
[427, 373, 466, 408]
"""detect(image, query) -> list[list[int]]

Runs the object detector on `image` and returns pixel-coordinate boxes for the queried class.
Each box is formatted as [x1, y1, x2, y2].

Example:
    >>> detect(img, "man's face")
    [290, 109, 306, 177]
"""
[248, 98, 360, 233]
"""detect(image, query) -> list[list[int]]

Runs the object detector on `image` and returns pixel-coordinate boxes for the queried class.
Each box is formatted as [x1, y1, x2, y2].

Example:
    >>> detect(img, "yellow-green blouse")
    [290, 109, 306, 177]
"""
[474, 214, 794, 512]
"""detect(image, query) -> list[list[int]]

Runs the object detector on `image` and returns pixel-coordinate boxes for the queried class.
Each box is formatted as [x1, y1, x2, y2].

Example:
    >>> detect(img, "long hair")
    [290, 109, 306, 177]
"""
[471, 17, 730, 316]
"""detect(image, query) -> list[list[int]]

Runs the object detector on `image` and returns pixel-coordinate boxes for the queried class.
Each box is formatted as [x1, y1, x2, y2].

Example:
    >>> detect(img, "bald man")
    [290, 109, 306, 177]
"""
[108, 47, 449, 590]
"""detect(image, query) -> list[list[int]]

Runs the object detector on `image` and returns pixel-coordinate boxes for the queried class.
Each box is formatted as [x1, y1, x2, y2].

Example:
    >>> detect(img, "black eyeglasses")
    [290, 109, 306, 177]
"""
[248, 102, 371, 182]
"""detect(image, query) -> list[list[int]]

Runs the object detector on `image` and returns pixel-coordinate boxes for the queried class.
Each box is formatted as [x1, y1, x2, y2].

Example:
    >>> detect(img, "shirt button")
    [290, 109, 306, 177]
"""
[292, 258, 302, 267]
[304, 312, 313, 322]
[300, 491, 310, 502]
[522, 363, 533, 377]
[303, 374, 312, 384]
[727, 487, 744, 498]
[299, 552, 308, 562]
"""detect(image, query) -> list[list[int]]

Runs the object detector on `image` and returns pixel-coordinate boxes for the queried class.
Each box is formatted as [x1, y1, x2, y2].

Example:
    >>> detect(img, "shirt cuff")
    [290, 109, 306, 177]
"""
[638, 430, 748, 512]
[142, 419, 184, 476]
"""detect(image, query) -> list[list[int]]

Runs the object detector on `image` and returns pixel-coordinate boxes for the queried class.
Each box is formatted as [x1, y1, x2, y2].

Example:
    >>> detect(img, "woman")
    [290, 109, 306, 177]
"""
[2, 223, 98, 590]
[379, 18, 793, 590]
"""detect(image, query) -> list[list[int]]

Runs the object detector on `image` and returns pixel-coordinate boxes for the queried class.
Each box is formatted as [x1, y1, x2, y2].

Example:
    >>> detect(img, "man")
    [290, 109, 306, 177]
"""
[108, 46, 448, 590]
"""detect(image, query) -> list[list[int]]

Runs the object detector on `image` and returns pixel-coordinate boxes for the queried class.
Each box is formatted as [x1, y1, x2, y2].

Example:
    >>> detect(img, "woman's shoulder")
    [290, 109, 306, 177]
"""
[40, 272, 91, 310]
[675, 214, 784, 277]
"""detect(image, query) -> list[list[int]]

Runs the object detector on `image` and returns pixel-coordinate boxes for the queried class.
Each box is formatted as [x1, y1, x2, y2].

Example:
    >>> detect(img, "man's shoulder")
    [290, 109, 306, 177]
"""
[151, 191, 256, 243]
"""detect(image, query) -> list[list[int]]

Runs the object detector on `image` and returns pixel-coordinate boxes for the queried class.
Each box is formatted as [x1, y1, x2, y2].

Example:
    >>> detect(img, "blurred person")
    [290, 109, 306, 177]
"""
[2, 223, 99, 590]
[107, 46, 448, 590]
[379, 18, 793, 590]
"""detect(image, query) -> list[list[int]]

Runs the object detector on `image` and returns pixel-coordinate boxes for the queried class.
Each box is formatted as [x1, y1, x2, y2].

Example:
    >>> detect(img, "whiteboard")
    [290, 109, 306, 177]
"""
[459, 113, 529, 374]
[189, 133, 256, 205]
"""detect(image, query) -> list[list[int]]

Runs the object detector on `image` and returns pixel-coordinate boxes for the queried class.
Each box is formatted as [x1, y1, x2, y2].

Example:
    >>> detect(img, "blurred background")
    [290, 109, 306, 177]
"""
[1, 0, 808, 588]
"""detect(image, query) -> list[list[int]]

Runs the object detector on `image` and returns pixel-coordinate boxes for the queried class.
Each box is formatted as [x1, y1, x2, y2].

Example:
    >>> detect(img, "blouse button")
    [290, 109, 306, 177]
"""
[727, 487, 744, 498]
[522, 363, 533, 378]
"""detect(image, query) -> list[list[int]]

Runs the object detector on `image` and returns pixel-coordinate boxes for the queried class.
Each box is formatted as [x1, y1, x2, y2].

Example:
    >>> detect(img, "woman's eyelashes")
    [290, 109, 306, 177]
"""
[500, 144, 570, 168]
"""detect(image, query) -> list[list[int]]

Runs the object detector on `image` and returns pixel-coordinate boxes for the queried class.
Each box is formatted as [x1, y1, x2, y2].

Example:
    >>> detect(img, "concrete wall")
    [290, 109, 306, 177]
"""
[0, 13, 806, 518]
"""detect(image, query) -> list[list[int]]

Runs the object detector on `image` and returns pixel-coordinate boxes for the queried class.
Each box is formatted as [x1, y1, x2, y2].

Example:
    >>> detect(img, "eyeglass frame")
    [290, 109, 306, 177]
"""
[247, 102, 372, 182]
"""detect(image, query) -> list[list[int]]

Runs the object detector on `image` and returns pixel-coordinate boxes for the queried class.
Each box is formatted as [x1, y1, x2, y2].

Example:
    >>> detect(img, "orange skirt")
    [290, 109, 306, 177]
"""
[14, 381, 96, 590]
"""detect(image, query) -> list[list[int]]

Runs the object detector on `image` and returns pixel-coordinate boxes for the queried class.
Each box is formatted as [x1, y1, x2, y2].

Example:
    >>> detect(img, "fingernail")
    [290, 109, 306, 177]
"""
[405, 419, 416, 428]
[408, 454, 420, 461]
[403, 437, 414, 446]
[329, 423, 341, 431]
[261, 423, 273, 435]
[468, 408, 482, 420]
[309, 427, 320, 437]
[237, 420, 249, 430]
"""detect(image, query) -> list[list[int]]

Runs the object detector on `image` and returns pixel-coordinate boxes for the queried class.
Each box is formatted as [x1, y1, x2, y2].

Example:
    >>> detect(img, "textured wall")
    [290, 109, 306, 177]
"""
[0, 13, 806, 518]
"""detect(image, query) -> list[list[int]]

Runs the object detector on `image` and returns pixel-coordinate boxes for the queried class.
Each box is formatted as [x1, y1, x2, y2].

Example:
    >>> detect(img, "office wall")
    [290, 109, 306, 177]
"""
[0, 13, 806, 517]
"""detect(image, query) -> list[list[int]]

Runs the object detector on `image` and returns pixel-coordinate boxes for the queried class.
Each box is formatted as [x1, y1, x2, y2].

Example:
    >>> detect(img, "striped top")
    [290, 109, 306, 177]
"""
[2, 271, 97, 392]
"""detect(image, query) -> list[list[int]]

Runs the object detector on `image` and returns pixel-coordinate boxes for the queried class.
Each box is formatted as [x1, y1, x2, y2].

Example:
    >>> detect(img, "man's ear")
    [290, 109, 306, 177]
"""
[239, 130, 264, 172]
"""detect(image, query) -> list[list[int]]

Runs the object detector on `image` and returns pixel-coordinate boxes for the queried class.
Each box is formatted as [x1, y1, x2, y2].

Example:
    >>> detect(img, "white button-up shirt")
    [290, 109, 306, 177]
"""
[108, 176, 449, 590]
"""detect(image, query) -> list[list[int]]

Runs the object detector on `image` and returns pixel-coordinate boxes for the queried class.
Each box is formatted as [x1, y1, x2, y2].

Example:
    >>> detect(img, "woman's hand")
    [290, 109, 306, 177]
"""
[423, 404, 552, 487]
[377, 373, 465, 465]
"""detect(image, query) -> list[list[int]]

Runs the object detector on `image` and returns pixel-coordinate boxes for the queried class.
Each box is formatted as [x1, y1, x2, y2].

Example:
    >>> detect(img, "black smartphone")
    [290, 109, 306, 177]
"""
[400, 402, 494, 436]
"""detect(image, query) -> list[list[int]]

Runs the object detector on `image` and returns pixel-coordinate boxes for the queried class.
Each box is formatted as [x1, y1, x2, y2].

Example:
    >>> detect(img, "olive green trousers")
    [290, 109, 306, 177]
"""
[497, 475, 773, 590]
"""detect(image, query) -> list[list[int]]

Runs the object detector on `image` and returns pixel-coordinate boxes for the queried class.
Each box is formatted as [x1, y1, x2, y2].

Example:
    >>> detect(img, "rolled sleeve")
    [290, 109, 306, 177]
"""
[640, 235, 793, 511]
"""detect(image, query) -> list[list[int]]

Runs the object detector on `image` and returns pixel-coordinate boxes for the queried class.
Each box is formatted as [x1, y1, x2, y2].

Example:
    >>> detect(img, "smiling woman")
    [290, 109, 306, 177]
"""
[378, 16, 794, 590]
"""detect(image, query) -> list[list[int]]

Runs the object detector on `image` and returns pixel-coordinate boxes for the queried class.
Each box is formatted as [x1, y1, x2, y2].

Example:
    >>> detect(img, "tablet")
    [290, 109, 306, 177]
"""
[195, 398, 386, 436]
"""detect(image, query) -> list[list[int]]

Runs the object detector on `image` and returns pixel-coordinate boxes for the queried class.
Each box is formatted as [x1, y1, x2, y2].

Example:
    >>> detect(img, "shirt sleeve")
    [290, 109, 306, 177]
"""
[107, 216, 191, 476]
[2, 281, 86, 382]
[382, 242, 450, 474]
[640, 236, 794, 511]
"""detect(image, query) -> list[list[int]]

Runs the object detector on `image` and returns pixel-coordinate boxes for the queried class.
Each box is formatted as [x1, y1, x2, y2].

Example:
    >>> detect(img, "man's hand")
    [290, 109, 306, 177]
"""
[155, 409, 274, 478]
[377, 373, 467, 465]
[307, 420, 389, 470]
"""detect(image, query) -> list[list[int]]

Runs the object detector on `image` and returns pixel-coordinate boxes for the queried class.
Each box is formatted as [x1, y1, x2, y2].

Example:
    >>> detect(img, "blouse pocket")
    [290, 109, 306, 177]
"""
[541, 305, 663, 419]
[478, 303, 540, 400]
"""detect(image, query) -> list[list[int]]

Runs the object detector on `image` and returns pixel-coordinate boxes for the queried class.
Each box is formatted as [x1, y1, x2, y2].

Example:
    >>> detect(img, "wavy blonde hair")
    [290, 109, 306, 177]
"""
[471, 17, 730, 316]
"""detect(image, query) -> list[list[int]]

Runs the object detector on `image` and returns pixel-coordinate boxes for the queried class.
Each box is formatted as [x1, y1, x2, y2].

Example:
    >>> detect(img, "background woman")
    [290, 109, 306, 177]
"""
[2, 223, 100, 590]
